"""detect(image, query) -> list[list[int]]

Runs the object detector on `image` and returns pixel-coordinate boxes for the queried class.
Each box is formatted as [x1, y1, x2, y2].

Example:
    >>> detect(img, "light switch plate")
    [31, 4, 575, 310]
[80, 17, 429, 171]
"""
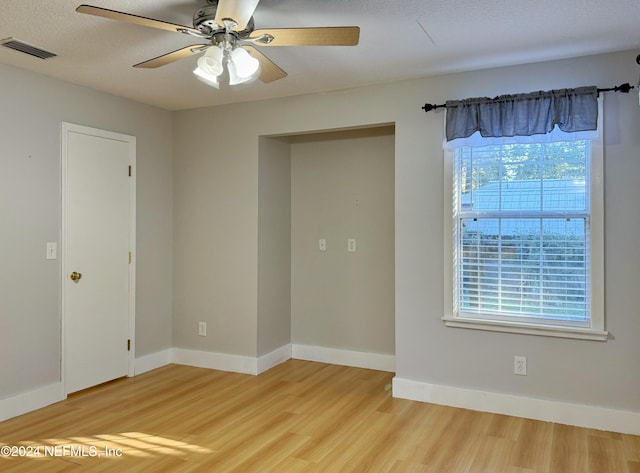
[46, 242, 57, 260]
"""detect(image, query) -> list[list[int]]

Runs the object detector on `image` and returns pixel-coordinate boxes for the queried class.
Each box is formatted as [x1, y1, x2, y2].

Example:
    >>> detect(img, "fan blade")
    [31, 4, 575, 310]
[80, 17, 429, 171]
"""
[76, 5, 201, 36]
[243, 46, 287, 83]
[250, 27, 360, 46]
[133, 45, 208, 68]
[215, 0, 260, 31]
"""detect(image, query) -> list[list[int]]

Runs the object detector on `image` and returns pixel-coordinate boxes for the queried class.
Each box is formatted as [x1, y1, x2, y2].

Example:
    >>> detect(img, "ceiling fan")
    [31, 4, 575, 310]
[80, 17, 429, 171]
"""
[76, 0, 360, 87]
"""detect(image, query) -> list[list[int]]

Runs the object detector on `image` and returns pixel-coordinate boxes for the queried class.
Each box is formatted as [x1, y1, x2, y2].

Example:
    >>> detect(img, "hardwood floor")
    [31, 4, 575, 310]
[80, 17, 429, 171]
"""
[1, 360, 638, 472]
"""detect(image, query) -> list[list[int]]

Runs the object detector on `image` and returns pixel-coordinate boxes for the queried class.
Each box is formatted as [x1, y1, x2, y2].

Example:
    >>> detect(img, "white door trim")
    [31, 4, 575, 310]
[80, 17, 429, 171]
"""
[60, 122, 136, 394]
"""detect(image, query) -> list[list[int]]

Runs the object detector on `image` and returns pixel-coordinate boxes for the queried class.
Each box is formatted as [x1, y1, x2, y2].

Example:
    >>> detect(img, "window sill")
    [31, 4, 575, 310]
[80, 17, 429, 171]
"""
[442, 316, 608, 341]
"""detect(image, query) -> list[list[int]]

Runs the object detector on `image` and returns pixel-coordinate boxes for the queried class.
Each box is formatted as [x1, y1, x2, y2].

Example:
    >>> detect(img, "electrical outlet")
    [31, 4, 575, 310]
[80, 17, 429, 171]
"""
[514, 355, 527, 376]
[347, 238, 356, 252]
[198, 321, 207, 337]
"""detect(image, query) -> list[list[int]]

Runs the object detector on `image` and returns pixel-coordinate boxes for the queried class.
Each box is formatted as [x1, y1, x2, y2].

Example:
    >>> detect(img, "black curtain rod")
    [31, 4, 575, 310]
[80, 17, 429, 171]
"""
[421, 82, 635, 112]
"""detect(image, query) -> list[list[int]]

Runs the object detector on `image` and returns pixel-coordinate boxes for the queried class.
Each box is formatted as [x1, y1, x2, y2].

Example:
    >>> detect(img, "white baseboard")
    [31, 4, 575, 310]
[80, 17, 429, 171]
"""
[135, 349, 172, 375]
[136, 344, 394, 376]
[134, 346, 293, 377]
[143, 344, 393, 375]
[0, 382, 65, 422]
[171, 348, 260, 375]
[258, 345, 292, 374]
[392, 377, 640, 436]
[292, 344, 395, 372]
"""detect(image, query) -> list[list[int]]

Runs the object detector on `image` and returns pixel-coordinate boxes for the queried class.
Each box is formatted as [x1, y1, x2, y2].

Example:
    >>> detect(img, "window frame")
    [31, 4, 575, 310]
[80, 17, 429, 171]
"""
[442, 99, 606, 341]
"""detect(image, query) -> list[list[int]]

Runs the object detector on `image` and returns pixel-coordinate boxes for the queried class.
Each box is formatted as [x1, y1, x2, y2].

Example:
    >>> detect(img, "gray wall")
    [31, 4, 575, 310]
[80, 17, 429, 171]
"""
[399, 53, 640, 411]
[257, 137, 291, 356]
[256, 128, 396, 358]
[172, 108, 259, 356]
[0, 63, 173, 398]
[290, 128, 395, 354]
[2, 48, 638, 416]
[173, 50, 640, 412]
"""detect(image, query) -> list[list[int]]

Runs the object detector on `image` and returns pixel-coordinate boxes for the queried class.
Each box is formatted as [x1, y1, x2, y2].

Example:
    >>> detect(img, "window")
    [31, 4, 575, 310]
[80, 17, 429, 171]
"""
[443, 126, 606, 340]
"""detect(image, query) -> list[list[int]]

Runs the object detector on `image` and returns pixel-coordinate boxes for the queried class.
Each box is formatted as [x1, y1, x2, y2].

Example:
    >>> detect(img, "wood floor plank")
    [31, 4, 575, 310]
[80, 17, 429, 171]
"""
[0, 361, 638, 472]
[628, 460, 640, 473]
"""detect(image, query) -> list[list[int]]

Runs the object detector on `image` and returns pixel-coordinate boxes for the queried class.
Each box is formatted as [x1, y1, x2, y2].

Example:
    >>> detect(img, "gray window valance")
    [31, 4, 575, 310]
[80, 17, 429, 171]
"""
[445, 86, 598, 141]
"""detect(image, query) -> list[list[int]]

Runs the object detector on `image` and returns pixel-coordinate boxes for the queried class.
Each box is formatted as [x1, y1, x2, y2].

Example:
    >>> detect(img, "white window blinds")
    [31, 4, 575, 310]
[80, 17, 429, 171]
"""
[453, 140, 590, 326]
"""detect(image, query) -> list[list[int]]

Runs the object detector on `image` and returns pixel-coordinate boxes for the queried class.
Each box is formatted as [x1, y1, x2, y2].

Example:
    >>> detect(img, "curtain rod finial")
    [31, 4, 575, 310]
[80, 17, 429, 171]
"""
[422, 103, 445, 113]
[616, 82, 633, 93]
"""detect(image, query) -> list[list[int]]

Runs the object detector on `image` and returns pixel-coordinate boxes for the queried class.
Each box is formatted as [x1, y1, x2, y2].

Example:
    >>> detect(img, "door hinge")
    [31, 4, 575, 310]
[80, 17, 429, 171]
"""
[127, 339, 131, 351]
[128, 252, 132, 264]
[128, 165, 132, 177]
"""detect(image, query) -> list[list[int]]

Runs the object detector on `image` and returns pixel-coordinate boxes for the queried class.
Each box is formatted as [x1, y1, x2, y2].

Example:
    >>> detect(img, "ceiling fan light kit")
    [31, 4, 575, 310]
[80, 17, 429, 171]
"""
[193, 27, 261, 87]
[76, 0, 360, 89]
[194, 46, 260, 88]
[193, 65, 220, 88]
[197, 46, 224, 77]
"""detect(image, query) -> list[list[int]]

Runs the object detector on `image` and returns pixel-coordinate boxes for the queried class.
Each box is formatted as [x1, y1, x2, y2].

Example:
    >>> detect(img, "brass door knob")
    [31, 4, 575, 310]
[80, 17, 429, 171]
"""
[70, 271, 83, 282]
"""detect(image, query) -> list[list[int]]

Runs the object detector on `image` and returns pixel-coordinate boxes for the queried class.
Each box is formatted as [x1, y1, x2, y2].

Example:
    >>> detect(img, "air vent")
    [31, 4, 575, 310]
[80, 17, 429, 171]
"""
[1, 37, 57, 59]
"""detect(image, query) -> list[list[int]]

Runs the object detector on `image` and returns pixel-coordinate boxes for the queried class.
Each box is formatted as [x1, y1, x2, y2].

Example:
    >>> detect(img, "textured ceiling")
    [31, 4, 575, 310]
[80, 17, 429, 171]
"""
[1, 0, 639, 111]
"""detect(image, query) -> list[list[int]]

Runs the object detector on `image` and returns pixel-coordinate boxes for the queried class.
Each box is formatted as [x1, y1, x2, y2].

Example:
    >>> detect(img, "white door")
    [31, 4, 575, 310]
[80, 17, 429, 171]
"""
[62, 123, 135, 394]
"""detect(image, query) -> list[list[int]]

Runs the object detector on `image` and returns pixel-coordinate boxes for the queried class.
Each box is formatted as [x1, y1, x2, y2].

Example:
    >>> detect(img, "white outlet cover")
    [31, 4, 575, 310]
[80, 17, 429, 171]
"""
[514, 355, 527, 375]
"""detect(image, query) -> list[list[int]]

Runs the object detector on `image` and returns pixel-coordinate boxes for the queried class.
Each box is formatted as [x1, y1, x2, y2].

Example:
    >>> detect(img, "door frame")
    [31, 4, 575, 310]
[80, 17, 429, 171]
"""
[60, 122, 136, 394]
